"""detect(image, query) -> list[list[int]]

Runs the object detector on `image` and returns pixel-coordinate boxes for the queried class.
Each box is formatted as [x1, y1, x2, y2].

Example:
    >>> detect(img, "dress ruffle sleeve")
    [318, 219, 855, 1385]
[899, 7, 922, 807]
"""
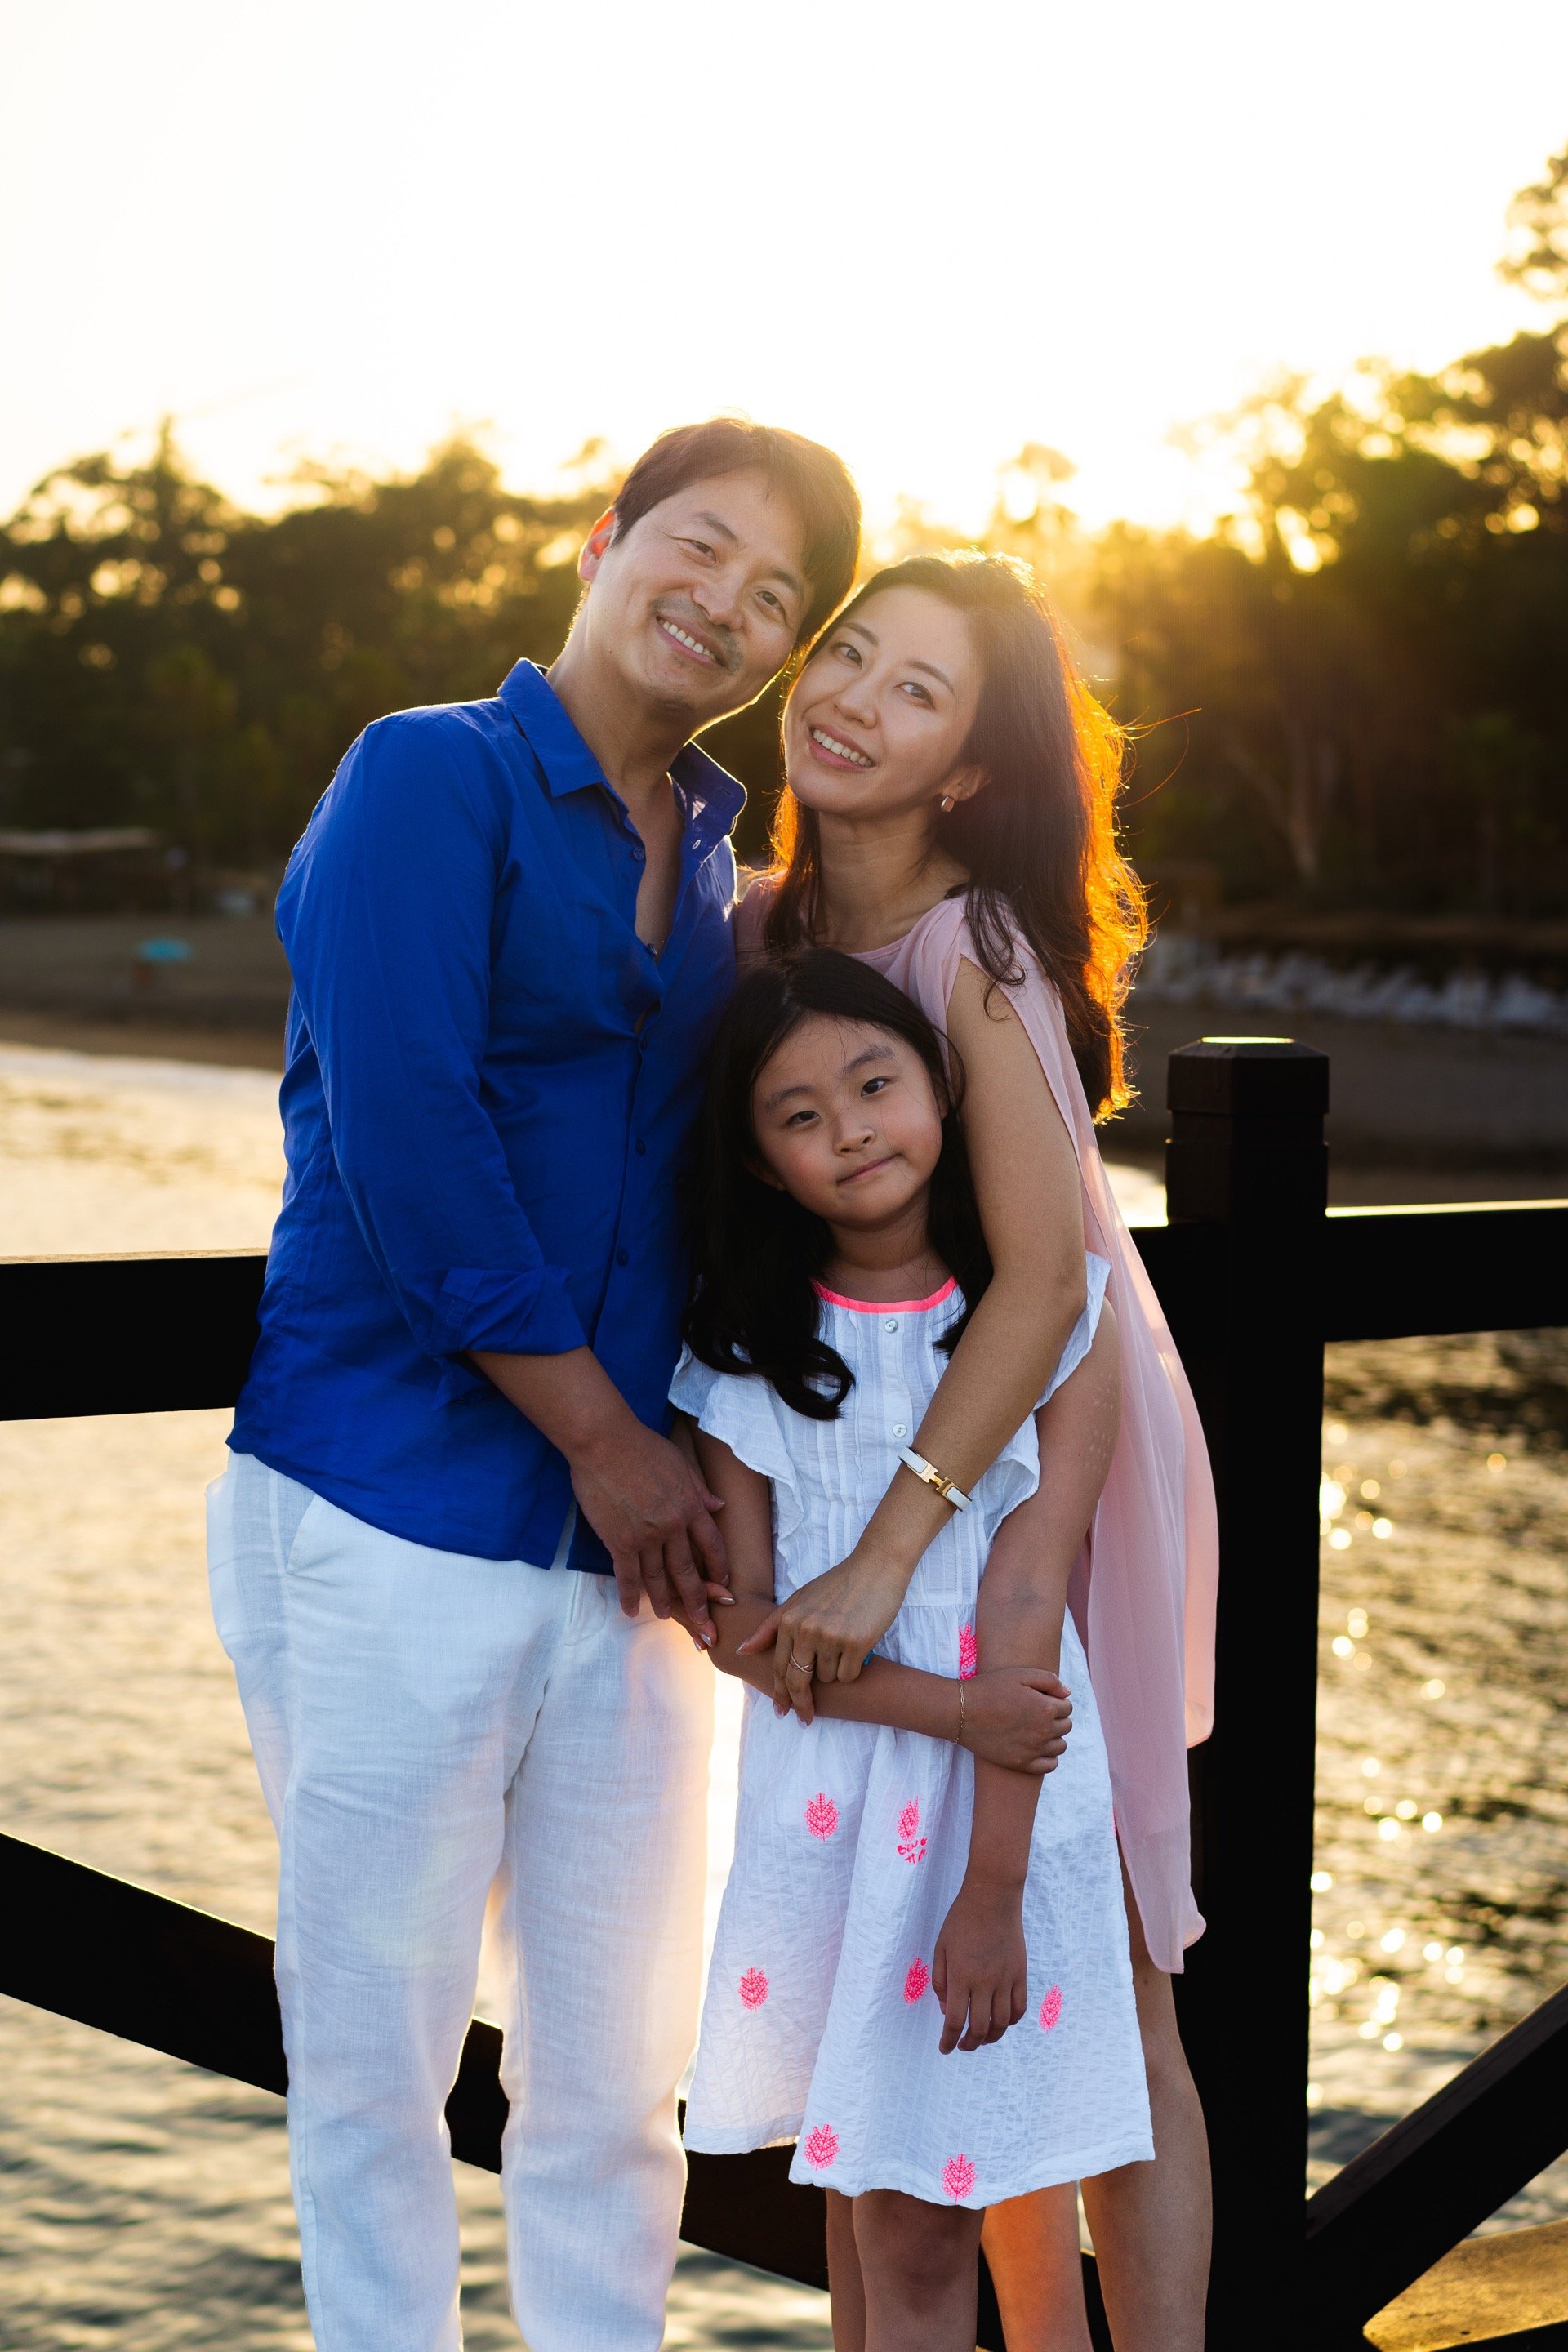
[1040, 1251, 1110, 1407]
[977, 1251, 1112, 1524]
[670, 1344, 800, 1509]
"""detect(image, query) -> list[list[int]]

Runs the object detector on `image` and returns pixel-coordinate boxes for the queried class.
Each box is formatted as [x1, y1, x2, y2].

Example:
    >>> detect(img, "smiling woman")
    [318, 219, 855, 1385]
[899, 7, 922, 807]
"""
[788, 588, 982, 800]
[769, 551, 1143, 1122]
[738, 547, 1217, 2350]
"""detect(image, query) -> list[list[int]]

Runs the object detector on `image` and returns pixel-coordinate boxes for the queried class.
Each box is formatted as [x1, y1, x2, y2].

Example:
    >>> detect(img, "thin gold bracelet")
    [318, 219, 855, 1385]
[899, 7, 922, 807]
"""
[957, 1679, 967, 1744]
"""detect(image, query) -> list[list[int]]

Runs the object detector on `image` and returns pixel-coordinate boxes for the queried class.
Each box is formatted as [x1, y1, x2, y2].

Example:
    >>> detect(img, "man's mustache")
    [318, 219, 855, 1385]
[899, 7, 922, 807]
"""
[653, 602, 741, 674]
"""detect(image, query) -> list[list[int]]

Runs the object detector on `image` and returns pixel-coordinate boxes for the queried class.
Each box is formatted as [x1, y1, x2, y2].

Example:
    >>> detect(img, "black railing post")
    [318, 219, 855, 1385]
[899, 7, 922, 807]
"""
[1163, 1038, 1330, 2352]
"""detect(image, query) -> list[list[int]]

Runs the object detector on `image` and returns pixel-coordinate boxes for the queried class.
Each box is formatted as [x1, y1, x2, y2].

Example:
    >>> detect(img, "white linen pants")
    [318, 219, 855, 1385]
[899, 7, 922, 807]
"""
[207, 1453, 714, 2352]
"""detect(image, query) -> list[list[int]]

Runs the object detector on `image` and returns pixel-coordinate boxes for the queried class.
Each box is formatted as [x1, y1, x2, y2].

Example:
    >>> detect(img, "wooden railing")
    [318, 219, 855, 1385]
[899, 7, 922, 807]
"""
[3, 1037, 1567, 2350]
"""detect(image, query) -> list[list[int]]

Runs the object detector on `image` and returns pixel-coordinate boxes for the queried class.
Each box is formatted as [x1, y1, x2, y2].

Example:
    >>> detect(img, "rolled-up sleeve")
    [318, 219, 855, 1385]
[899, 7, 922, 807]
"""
[278, 715, 587, 1398]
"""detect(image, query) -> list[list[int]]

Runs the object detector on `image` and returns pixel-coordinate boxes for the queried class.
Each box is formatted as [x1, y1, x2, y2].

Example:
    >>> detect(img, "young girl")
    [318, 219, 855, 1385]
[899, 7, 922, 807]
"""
[672, 950, 1151, 2352]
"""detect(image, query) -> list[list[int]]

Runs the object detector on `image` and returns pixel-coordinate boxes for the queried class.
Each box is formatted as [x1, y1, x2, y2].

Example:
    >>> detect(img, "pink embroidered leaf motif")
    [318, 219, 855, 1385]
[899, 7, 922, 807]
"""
[903, 1956, 930, 2005]
[958, 1623, 978, 1680]
[804, 1791, 840, 1842]
[942, 2154, 977, 2203]
[1040, 1984, 1063, 2031]
[897, 1797, 927, 1864]
[804, 2123, 840, 2171]
[739, 1967, 769, 2011]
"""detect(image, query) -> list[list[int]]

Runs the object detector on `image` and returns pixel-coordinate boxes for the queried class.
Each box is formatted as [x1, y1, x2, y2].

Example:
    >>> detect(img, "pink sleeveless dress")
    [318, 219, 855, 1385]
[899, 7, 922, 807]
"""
[858, 895, 1217, 1971]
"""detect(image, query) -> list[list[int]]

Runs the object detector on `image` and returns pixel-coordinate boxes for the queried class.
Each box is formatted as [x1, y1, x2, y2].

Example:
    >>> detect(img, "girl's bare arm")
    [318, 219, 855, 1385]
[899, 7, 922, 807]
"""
[688, 1422, 1073, 1773]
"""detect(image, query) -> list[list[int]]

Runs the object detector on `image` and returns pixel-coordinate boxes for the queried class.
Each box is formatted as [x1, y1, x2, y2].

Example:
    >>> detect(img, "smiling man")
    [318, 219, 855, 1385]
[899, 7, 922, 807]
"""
[208, 421, 859, 2352]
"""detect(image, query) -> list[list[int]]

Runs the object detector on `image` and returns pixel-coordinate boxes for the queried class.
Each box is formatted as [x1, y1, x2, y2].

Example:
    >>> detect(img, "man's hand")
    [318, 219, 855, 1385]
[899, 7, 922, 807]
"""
[570, 1419, 728, 1635]
[738, 1547, 911, 1722]
[960, 1668, 1072, 1771]
[471, 1346, 729, 1638]
[933, 1878, 1029, 2054]
[670, 1579, 736, 1650]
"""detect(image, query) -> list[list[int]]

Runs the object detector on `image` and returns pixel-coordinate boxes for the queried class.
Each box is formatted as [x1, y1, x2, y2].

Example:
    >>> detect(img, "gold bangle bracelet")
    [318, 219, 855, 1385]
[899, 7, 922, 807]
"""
[896, 1445, 973, 1512]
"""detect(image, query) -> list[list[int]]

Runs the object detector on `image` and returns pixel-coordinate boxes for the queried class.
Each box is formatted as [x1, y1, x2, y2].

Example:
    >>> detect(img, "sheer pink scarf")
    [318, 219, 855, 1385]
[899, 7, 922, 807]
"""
[858, 895, 1217, 1971]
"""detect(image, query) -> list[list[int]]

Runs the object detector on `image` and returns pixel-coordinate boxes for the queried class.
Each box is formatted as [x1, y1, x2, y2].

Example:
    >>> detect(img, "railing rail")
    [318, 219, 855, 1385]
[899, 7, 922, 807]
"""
[0, 1832, 829, 2292]
[8, 1203, 1566, 1427]
[3, 1039, 1567, 2350]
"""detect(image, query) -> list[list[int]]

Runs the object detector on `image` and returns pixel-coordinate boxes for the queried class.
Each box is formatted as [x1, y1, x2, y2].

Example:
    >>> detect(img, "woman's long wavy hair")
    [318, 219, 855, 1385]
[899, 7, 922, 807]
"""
[764, 551, 1147, 1119]
[683, 951, 992, 1420]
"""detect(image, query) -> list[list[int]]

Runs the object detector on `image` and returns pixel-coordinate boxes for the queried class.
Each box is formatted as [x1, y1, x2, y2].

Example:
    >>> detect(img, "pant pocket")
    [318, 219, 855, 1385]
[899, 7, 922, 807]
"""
[205, 1467, 243, 1655]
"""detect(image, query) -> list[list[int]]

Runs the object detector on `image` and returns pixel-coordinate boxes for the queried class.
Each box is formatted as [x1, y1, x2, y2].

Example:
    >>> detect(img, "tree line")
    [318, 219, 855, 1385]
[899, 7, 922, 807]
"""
[2, 148, 1563, 912]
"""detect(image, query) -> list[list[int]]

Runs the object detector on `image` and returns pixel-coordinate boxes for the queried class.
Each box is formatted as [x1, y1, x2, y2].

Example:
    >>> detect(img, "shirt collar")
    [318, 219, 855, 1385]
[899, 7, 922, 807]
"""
[498, 660, 745, 846]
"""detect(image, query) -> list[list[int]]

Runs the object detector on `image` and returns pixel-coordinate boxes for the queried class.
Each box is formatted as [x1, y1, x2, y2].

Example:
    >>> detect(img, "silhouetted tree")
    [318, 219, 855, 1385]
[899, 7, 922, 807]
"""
[0, 431, 608, 866]
[3, 141, 1566, 920]
[1091, 138, 1568, 917]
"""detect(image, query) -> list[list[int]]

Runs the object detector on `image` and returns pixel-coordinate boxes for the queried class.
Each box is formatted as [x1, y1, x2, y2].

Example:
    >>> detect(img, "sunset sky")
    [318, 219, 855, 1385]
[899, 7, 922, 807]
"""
[3, 0, 1566, 537]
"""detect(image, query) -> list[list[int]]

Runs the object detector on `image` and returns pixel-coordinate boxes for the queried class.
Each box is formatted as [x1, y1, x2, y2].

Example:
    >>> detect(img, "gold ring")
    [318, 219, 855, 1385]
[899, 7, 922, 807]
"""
[789, 1653, 812, 1673]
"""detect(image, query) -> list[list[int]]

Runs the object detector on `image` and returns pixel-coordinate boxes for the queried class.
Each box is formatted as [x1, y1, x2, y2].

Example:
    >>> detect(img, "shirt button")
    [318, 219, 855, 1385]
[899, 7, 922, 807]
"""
[635, 1138, 646, 1156]
[893, 1422, 908, 1438]
[884, 1316, 899, 1333]
[616, 1248, 629, 1267]
[631, 841, 646, 863]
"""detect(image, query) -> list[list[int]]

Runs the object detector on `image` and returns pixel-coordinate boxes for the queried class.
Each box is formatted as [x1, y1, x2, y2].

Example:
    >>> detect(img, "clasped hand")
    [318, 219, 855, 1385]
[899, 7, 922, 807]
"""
[569, 1419, 728, 1635]
[737, 1549, 910, 1716]
[961, 1666, 1073, 1771]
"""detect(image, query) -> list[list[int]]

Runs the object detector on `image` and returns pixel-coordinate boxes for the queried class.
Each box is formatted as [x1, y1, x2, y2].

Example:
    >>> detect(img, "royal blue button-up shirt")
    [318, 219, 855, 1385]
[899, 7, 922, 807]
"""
[230, 660, 743, 1567]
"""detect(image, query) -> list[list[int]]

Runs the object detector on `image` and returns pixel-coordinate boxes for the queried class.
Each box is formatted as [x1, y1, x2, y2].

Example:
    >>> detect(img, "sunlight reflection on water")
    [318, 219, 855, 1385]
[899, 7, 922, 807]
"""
[1308, 1337, 1568, 2228]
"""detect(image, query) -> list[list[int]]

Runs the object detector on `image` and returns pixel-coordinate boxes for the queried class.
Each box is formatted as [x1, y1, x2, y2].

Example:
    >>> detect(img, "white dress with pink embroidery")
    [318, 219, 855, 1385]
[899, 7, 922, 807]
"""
[672, 1263, 1153, 2209]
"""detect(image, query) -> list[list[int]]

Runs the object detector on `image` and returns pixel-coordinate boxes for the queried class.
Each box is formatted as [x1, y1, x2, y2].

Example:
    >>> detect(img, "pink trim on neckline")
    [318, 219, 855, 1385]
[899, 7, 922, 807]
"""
[813, 1276, 959, 1315]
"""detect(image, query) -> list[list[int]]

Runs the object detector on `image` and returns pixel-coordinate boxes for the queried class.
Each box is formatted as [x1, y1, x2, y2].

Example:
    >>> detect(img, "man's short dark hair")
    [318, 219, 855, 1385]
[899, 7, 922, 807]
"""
[612, 419, 860, 646]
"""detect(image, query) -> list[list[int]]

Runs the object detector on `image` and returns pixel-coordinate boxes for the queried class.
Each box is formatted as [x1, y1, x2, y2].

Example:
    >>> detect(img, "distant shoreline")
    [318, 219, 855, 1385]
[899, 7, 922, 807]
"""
[3, 910, 1566, 1195]
[2, 1005, 1561, 1215]
[0, 1004, 285, 1071]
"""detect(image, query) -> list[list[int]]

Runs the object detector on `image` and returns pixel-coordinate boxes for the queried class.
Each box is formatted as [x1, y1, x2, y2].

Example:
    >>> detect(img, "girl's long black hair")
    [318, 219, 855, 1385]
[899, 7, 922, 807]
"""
[684, 950, 993, 1420]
